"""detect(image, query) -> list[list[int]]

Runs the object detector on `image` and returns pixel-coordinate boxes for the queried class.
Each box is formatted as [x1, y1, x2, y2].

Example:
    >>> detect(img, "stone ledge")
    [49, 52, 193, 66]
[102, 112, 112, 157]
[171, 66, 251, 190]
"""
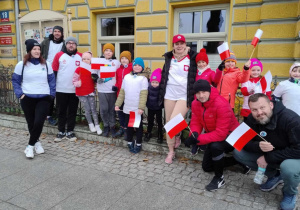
[0, 114, 203, 161]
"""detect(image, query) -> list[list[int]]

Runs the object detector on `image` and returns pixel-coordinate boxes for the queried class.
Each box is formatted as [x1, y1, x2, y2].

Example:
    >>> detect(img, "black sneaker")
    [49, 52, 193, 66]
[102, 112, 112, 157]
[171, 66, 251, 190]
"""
[191, 145, 199, 155]
[128, 142, 135, 153]
[66, 131, 77, 142]
[205, 175, 225, 191]
[48, 117, 57, 126]
[133, 145, 142, 154]
[243, 165, 251, 175]
[110, 126, 117, 138]
[113, 127, 124, 138]
[54, 132, 65, 142]
[102, 126, 110, 137]
[143, 133, 151, 142]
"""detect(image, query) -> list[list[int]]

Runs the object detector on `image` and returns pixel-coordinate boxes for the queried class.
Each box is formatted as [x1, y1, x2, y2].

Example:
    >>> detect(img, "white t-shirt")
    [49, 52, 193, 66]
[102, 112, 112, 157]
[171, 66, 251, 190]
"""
[273, 80, 300, 116]
[14, 61, 53, 95]
[96, 59, 120, 93]
[47, 41, 63, 64]
[164, 55, 190, 101]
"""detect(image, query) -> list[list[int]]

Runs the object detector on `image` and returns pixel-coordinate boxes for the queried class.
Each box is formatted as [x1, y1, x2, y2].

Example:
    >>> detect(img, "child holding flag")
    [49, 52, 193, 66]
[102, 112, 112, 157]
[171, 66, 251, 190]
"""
[273, 62, 300, 116]
[72, 52, 102, 135]
[144, 68, 163, 144]
[215, 51, 250, 111]
[95, 43, 120, 137]
[112, 51, 133, 139]
[115, 58, 148, 153]
[240, 58, 271, 121]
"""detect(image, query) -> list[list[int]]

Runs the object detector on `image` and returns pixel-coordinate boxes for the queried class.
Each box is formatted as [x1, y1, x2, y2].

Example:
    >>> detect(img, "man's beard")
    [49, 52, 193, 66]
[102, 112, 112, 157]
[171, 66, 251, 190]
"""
[256, 110, 273, 125]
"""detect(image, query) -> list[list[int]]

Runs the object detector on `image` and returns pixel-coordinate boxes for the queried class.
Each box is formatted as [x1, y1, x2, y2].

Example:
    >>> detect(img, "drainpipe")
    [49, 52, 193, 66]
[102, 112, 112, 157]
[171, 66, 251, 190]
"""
[15, 0, 21, 62]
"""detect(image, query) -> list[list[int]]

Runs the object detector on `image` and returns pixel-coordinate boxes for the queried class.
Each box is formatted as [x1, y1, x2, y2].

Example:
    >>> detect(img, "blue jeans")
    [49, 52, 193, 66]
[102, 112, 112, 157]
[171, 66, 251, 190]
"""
[233, 149, 300, 195]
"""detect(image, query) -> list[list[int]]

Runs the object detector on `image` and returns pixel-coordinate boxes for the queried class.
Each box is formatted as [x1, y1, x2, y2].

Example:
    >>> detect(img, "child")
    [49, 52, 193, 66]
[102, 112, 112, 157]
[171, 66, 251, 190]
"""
[115, 57, 148, 153]
[215, 51, 250, 110]
[195, 48, 222, 86]
[73, 51, 102, 135]
[144, 68, 163, 144]
[96, 43, 120, 137]
[112, 51, 132, 139]
[240, 58, 271, 121]
[273, 62, 300, 116]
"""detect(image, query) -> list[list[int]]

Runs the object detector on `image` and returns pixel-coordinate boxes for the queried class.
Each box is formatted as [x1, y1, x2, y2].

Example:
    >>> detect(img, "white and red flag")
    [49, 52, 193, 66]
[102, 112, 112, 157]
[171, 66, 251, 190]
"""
[164, 113, 188, 139]
[79, 61, 92, 75]
[217, 42, 230, 61]
[255, 71, 272, 93]
[251, 29, 263, 47]
[226, 122, 257, 151]
[100, 66, 117, 78]
[128, 111, 141, 128]
[91, 58, 111, 70]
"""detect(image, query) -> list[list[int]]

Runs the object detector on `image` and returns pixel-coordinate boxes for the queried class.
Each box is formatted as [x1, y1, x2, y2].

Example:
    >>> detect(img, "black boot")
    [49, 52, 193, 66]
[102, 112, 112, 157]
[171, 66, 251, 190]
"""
[113, 127, 124, 138]
[157, 132, 163, 144]
[144, 132, 151, 142]
[110, 126, 117, 138]
[102, 126, 110, 137]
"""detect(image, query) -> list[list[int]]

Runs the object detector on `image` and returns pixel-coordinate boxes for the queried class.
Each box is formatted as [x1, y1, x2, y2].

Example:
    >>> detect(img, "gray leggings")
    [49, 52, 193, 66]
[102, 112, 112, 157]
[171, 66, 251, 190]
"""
[78, 96, 99, 125]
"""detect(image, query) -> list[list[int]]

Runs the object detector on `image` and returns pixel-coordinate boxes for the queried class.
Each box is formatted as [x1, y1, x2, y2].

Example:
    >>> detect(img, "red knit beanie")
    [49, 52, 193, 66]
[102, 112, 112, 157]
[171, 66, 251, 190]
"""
[196, 48, 209, 64]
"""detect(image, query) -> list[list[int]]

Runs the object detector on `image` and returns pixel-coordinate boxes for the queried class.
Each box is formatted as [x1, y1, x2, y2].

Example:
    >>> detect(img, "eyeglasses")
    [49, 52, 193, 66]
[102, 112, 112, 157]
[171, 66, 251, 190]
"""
[67, 42, 76, 46]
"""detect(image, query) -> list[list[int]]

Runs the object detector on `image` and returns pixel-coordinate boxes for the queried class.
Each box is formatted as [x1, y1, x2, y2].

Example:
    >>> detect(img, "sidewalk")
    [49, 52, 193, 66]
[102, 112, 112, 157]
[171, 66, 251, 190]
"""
[0, 126, 299, 210]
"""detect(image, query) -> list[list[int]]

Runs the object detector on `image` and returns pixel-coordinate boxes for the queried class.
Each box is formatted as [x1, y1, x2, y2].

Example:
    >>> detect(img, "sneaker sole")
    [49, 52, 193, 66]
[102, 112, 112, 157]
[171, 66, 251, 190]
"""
[35, 150, 44, 154]
[68, 137, 77, 142]
[260, 180, 284, 192]
[24, 151, 34, 159]
[54, 138, 62, 142]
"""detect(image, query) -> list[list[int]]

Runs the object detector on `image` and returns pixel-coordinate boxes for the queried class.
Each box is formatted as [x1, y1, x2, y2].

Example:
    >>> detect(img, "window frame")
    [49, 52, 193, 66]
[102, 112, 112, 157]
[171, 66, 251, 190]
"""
[96, 12, 134, 58]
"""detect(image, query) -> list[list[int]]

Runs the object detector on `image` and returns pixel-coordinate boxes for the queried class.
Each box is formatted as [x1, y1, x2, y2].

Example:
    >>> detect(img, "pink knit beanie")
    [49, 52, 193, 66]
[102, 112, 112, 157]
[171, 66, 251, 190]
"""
[150, 68, 162, 83]
[250, 58, 263, 72]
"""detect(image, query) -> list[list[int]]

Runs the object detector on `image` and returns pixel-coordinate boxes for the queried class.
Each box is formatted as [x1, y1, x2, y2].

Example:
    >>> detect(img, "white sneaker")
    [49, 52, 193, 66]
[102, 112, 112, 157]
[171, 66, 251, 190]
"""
[89, 123, 96, 132]
[24, 145, 34, 158]
[95, 125, 102, 135]
[34, 141, 44, 154]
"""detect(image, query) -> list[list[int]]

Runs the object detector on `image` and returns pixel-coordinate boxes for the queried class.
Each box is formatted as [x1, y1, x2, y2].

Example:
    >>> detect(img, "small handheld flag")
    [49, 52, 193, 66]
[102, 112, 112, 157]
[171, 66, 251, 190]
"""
[128, 111, 141, 128]
[91, 58, 112, 70]
[164, 113, 188, 139]
[251, 29, 263, 47]
[217, 42, 230, 61]
[100, 66, 117, 78]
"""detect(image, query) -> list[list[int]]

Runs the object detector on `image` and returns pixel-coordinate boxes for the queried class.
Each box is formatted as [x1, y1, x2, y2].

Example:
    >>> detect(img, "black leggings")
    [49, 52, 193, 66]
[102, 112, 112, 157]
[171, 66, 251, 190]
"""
[20, 96, 50, 146]
[147, 109, 162, 134]
[124, 113, 143, 144]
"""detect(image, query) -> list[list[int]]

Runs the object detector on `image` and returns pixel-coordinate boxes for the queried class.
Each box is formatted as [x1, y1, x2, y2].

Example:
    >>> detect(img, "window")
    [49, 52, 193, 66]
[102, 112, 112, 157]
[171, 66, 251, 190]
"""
[97, 13, 134, 60]
[174, 5, 229, 70]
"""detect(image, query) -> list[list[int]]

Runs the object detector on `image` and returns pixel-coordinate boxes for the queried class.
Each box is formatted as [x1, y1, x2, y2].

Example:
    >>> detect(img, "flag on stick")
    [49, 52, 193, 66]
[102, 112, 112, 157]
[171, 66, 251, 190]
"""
[255, 71, 272, 93]
[128, 111, 141, 128]
[226, 122, 257, 151]
[91, 58, 112, 70]
[217, 42, 230, 61]
[251, 29, 263, 47]
[79, 61, 92, 76]
[164, 113, 188, 139]
[100, 66, 117, 78]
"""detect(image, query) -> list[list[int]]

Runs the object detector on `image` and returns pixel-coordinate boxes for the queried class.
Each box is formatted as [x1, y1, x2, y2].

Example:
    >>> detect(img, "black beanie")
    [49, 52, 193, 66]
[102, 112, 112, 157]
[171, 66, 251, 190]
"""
[193, 79, 211, 92]
[25, 39, 40, 53]
[53, 26, 63, 34]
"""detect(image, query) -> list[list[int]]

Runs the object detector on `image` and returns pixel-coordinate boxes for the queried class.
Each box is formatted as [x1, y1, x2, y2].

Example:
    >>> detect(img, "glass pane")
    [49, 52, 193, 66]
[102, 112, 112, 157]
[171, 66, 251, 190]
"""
[101, 43, 115, 55]
[179, 12, 200, 34]
[118, 17, 134, 36]
[186, 41, 197, 53]
[202, 10, 226, 33]
[203, 41, 224, 54]
[120, 43, 134, 61]
[101, 18, 116, 36]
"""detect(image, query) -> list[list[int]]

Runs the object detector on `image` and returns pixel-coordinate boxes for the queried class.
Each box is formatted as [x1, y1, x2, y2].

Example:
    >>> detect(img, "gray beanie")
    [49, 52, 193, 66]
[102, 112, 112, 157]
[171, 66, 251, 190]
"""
[65, 36, 78, 45]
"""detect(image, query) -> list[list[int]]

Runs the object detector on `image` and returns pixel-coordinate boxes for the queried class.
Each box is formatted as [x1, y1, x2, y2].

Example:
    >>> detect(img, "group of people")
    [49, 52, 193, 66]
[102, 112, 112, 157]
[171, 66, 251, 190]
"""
[11, 27, 300, 210]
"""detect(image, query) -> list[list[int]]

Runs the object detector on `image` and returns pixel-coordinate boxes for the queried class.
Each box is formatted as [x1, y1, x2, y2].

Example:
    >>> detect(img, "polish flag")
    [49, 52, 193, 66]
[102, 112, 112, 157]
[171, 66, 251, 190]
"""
[251, 29, 263, 47]
[164, 113, 188, 139]
[226, 122, 257, 152]
[255, 71, 272, 93]
[100, 66, 117, 78]
[80, 61, 92, 73]
[91, 58, 111, 70]
[128, 111, 141, 128]
[217, 42, 230, 61]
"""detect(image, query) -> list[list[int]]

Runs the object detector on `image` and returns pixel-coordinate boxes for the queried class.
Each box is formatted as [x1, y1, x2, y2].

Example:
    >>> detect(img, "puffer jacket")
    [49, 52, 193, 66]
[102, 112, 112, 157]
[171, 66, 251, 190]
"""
[115, 62, 133, 96]
[195, 67, 222, 87]
[216, 67, 250, 108]
[159, 49, 197, 108]
[189, 87, 239, 145]
[146, 83, 162, 110]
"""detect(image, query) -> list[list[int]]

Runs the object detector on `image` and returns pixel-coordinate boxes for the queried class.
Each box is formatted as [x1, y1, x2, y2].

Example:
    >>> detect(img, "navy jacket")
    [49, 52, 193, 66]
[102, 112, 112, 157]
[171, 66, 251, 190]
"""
[146, 83, 162, 110]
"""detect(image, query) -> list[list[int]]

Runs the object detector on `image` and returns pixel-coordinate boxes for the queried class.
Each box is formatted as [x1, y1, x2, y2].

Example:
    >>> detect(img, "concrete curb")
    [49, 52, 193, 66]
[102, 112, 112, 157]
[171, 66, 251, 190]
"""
[0, 114, 203, 160]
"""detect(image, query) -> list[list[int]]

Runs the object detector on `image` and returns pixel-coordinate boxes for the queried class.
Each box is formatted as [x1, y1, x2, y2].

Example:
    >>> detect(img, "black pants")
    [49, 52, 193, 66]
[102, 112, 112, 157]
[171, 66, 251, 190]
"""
[147, 109, 163, 135]
[20, 96, 50, 146]
[48, 99, 55, 117]
[56, 92, 79, 133]
[202, 141, 236, 178]
[124, 113, 143, 144]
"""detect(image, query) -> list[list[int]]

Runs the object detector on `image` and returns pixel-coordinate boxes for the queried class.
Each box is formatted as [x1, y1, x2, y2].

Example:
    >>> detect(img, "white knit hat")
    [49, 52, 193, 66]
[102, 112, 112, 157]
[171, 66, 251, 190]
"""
[289, 62, 300, 77]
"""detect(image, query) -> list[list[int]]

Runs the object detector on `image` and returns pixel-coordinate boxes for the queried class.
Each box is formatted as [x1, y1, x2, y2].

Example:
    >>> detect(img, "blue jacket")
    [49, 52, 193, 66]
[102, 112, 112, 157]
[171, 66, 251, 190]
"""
[146, 83, 162, 110]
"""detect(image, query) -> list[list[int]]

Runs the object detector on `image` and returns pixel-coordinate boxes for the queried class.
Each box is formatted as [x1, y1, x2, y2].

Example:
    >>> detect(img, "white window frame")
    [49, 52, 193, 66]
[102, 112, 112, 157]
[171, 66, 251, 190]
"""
[96, 12, 134, 58]
[174, 4, 230, 52]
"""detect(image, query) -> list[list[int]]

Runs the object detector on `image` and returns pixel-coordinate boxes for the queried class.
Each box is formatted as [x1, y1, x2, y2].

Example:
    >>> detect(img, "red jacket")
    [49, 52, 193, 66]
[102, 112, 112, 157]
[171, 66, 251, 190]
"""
[190, 87, 240, 145]
[73, 67, 95, 96]
[216, 67, 250, 108]
[115, 63, 133, 96]
[195, 67, 222, 87]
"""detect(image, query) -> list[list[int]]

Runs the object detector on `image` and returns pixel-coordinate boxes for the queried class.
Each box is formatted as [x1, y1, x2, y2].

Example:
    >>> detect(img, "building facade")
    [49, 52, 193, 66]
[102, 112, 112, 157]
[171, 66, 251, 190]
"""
[0, 0, 299, 78]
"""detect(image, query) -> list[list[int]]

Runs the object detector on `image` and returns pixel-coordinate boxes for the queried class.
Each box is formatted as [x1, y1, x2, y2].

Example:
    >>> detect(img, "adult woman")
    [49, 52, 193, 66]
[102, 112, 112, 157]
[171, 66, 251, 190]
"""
[12, 39, 56, 158]
[159, 34, 197, 164]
